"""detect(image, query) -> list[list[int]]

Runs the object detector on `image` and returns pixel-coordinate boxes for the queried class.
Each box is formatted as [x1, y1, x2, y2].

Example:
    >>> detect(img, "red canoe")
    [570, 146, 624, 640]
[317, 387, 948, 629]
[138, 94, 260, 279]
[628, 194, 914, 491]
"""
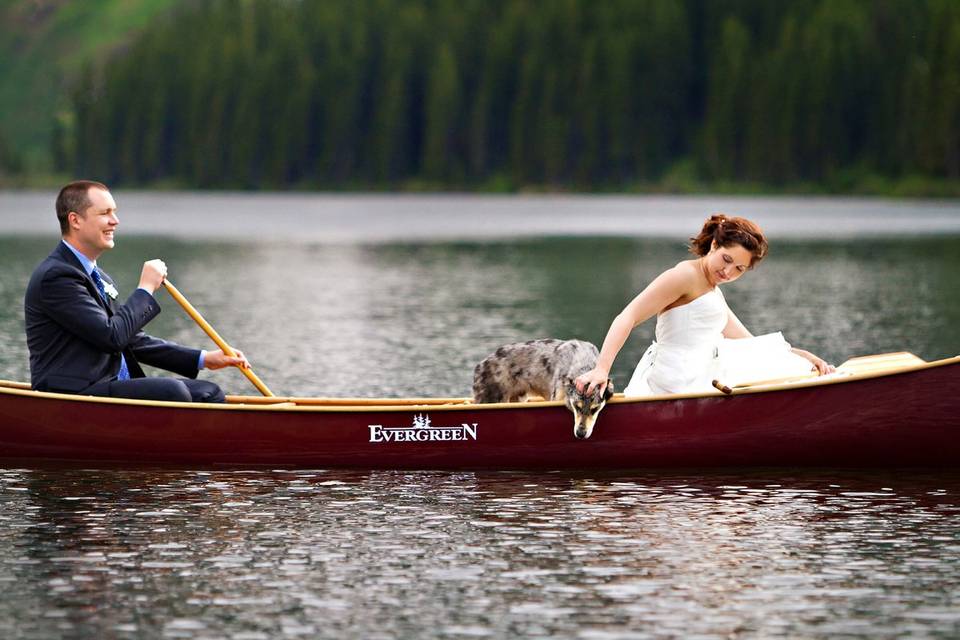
[1, 352, 957, 469]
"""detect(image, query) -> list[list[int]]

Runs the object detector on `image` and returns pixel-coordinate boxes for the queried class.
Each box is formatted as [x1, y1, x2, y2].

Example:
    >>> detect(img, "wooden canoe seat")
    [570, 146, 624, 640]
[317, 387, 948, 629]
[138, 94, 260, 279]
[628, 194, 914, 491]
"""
[837, 351, 926, 375]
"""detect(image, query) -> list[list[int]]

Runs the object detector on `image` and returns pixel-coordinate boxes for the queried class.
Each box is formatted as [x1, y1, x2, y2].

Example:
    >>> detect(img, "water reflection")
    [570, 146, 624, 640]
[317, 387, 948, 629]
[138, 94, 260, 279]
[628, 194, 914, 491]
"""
[1, 470, 959, 638]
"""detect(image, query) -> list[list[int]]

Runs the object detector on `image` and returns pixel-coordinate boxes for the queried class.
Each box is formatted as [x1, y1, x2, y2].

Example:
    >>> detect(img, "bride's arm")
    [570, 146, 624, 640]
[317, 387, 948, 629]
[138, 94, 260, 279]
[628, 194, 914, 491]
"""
[722, 307, 753, 339]
[724, 306, 833, 374]
[723, 307, 836, 375]
[791, 348, 835, 375]
[718, 285, 835, 374]
[576, 268, 689, 393]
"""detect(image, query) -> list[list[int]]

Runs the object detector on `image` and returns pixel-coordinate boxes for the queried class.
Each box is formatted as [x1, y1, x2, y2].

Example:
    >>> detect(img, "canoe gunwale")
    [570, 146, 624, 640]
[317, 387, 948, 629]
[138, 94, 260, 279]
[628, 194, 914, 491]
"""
[0, 353, 957, 413]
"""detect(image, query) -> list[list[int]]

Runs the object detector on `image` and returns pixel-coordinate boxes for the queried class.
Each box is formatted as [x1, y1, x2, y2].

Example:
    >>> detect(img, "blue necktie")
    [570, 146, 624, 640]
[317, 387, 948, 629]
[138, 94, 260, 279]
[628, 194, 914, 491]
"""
[91, 268, 130, 381]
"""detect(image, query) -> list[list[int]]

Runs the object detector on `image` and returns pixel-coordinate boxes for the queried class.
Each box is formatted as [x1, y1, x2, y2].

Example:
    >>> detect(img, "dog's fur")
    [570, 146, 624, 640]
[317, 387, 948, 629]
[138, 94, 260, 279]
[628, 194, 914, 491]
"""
[472, 339, 614, 439]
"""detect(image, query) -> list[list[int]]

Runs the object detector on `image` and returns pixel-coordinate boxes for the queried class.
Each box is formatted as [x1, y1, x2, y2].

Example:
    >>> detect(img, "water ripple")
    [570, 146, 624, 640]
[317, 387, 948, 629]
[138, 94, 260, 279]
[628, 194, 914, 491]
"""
[1, 469, 959, 638]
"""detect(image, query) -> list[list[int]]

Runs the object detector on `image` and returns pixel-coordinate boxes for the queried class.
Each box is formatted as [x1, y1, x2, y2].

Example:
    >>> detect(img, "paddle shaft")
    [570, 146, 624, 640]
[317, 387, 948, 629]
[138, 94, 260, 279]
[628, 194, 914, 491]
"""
[714, 371, 817, 395]
[162, 280, 274, 397]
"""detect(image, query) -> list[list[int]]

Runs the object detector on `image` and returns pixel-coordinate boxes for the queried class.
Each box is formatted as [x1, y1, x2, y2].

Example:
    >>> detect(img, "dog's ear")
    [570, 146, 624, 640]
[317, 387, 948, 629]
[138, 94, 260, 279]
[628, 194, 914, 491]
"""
[603, 379, 615, 400]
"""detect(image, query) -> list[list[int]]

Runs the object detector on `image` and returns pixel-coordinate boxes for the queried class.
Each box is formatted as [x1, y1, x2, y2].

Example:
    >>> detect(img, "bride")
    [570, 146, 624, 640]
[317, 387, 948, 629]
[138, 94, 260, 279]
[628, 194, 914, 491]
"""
[576, 214, 834, 397]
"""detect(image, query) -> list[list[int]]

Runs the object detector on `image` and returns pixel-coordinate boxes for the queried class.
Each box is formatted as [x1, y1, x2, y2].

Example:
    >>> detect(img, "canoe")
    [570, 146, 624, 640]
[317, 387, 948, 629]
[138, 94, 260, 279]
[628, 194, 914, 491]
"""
[0, 352, 957, 469]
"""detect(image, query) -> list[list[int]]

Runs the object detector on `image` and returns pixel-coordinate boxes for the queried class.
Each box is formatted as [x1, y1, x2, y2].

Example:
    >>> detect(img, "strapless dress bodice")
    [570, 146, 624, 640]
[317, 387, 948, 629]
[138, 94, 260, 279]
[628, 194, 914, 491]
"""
[624, 288, 811, 396]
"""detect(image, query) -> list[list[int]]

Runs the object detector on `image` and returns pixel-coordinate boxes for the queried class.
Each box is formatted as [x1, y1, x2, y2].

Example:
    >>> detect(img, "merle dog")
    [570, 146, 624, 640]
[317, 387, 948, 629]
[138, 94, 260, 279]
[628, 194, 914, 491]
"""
[472, 339, 614, 439]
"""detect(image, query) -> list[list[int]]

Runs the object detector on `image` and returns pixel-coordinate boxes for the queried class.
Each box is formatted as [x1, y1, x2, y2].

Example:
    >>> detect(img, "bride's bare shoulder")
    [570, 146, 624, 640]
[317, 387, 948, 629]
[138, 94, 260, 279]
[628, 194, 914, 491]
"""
[657, 259, 701, 287]
[649, 260, 707, 310]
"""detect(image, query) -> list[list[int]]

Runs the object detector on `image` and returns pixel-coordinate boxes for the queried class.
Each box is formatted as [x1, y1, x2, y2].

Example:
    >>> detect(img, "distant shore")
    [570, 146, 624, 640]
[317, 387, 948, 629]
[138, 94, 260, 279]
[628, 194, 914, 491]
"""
[3, 171, 960, 200]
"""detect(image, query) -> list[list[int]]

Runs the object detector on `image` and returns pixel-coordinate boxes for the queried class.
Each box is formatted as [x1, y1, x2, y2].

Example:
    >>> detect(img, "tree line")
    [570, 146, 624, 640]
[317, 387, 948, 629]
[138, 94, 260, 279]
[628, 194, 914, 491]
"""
[61, 0, 960, 191]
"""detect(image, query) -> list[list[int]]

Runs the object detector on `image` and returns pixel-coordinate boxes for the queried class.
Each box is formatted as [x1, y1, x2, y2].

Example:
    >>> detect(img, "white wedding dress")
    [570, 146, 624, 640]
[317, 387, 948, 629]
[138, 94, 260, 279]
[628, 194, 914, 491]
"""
[623, 288, 813, 396]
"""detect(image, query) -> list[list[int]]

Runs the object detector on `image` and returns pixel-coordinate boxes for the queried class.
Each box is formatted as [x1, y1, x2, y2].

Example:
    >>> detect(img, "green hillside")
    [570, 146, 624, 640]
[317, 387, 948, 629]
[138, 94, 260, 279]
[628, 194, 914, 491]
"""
[0, 0, 184, 172]
[3, 0, 960, 196]
[64, 0, 960, 195]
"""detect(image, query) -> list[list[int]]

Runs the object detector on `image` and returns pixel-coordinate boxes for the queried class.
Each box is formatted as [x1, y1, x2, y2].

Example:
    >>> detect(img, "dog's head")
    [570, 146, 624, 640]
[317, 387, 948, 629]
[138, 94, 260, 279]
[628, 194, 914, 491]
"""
[563, 378, 614, 439]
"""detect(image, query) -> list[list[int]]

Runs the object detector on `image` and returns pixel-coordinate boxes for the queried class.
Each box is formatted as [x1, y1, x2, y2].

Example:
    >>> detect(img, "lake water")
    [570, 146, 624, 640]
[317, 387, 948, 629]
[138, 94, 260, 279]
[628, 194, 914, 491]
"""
[1, 191, 959, 638]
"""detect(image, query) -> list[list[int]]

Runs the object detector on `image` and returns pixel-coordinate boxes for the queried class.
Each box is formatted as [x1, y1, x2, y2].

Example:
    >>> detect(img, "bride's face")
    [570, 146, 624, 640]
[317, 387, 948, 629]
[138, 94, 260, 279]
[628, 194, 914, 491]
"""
[705, 242, 754, 285]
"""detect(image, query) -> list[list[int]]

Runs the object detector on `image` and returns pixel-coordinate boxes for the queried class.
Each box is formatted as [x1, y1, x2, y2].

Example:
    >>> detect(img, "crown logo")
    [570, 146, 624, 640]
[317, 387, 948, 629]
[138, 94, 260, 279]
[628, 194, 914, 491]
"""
[412, 414, 432, 429]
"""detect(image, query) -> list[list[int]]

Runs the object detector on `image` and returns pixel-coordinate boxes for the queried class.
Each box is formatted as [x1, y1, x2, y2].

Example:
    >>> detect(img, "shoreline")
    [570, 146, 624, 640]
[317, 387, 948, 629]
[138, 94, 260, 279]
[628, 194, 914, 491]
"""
[3, 173, 960, 200]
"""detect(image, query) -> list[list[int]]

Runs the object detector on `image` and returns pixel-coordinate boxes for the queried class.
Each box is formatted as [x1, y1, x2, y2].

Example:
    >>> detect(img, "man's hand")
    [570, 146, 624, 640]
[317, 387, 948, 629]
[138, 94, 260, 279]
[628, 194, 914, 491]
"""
[138, 259, 167, 294]
[204, 349, 250, 370]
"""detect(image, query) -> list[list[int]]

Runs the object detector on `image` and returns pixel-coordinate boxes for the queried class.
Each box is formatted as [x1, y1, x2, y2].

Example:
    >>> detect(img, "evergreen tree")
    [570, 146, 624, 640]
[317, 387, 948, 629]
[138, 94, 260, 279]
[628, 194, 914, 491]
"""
[62, 0, 960, 190]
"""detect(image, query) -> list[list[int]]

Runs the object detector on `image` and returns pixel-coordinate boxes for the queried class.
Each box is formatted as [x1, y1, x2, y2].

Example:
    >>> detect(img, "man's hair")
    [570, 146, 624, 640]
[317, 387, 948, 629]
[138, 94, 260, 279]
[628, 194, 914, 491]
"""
[56, 180, 109, 234]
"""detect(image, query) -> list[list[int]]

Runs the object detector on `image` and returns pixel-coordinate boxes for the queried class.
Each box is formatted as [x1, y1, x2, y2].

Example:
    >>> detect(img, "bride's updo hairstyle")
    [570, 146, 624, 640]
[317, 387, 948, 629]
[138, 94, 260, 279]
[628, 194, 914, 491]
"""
[689, 214, 768, 267]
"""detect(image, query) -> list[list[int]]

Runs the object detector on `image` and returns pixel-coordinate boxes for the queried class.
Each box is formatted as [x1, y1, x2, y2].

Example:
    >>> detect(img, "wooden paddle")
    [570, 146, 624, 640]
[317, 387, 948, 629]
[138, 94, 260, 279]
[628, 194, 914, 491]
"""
[162, 280, 274, 397]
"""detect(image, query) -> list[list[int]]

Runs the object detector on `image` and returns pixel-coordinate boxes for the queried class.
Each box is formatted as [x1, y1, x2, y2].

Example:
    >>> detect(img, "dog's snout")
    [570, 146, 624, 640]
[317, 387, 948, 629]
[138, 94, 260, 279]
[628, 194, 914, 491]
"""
[573, 418, 593, 440]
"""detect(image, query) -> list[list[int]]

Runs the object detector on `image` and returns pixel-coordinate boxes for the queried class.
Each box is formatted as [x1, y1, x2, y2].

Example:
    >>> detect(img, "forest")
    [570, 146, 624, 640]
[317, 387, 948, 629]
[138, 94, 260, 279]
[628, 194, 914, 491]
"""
[56, 0, 960, 192]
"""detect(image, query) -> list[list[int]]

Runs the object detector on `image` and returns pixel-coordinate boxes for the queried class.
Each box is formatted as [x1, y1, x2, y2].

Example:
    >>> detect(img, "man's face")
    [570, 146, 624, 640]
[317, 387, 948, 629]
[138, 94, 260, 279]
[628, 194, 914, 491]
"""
[68, 187, 118, 260]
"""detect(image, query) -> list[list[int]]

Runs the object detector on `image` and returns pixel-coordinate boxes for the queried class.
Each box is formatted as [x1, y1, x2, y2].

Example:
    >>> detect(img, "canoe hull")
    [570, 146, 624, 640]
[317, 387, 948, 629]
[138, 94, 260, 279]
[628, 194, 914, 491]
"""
[0, 360, 957, 468]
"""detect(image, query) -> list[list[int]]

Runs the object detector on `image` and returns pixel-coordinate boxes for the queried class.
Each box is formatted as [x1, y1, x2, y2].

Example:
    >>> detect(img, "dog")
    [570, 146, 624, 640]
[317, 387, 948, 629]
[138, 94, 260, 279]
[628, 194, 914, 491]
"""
[472, 338, 614, 439]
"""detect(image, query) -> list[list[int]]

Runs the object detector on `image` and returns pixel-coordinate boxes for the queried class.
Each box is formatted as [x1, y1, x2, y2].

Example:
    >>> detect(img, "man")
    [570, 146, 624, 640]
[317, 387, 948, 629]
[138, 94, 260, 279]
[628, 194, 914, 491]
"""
[24, 180, 248, 402]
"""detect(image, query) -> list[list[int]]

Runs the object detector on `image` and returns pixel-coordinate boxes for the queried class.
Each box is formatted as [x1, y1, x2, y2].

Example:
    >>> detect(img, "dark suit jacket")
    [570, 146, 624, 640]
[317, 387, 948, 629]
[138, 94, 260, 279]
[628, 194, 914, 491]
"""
[24, 242, 201, 393]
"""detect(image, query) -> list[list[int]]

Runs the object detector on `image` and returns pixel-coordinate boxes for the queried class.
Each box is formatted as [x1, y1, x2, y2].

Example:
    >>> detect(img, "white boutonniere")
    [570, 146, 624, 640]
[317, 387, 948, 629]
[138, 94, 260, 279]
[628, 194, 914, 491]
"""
[102, 281, 119, 300]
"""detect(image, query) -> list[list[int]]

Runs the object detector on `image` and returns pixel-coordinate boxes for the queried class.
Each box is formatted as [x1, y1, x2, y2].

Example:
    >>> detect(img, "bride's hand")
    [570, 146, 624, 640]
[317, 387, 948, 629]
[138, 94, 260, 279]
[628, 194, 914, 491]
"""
[575, 367, 609, 394]
[792, 348, 835, 375]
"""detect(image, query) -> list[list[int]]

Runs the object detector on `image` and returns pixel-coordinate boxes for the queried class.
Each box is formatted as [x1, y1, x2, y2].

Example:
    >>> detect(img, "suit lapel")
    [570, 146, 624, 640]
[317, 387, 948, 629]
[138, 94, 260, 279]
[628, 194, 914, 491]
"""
[53, 243, 112, 315]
